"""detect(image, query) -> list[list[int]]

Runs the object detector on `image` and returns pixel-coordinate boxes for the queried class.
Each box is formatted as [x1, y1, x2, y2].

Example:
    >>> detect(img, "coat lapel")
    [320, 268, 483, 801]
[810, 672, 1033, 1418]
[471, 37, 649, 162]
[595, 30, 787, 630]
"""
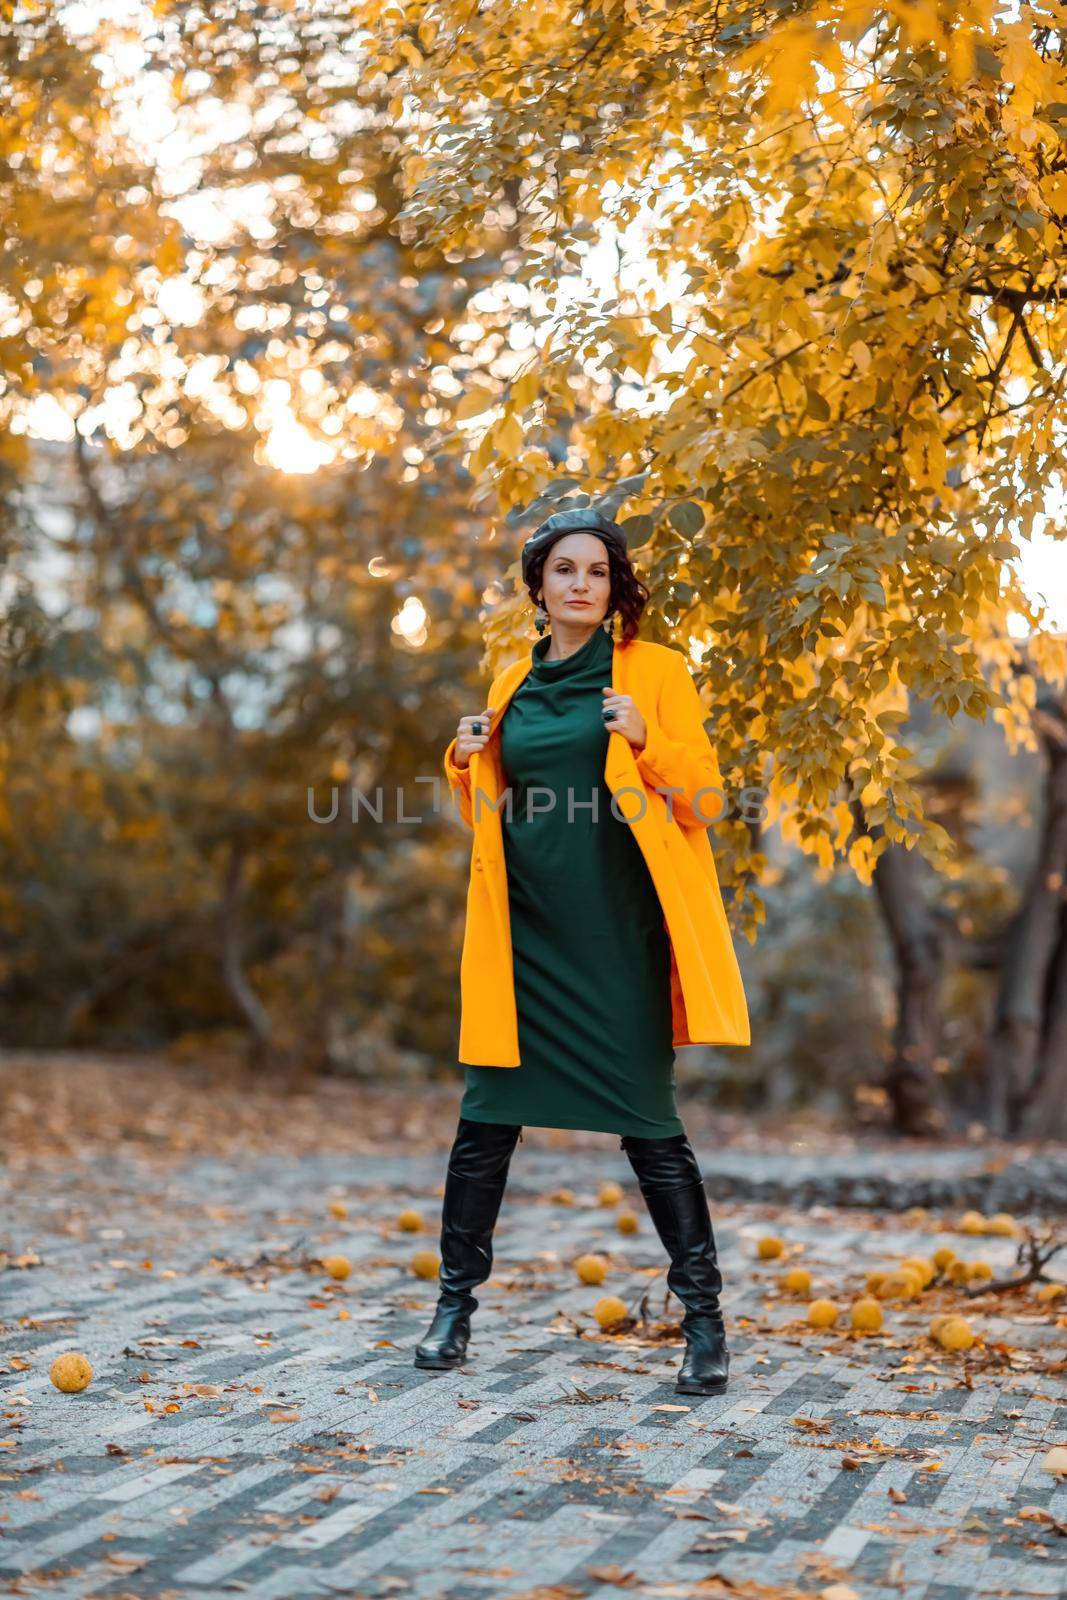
[468, 640, 654, 953]
[469, 634, 643, 816]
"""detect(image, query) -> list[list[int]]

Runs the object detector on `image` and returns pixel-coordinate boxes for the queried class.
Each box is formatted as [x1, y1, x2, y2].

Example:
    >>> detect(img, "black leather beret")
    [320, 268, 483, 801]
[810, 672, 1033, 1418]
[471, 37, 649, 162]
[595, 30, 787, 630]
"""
[520, 507, 628, 588]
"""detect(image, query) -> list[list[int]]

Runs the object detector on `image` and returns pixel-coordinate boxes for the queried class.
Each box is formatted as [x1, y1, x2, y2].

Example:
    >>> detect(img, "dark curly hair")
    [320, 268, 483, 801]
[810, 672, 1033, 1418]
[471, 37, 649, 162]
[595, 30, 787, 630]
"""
[524, 538, 650, 645]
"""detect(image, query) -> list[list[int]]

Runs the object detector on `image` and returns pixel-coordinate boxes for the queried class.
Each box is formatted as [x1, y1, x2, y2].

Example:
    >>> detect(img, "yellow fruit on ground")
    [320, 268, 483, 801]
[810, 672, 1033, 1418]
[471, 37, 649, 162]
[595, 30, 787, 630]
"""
[598, 1181, 623, 1206]
[986, 1213, 1018, 1237]
[782, 1267, 812, 1294]
[947, 1260, 972, 1285]
[899, 1256, 936, 1288]
[1034, 1282, 1065, 1302]
[958, 1210, 987, 1234]
[411, 1250, 440, 1280]
[615, 1210, 639, 1234]
[553, 1188, 575, 1205]
[932, 1246, 957, 1271]
[807, 1298, 839, 1328]
[929, 1313, 956, 1339]
[967, 1261, 993, 1282]
[396, 1209, 423, 1232]
[850, 1297, 883, 1333]
[903, 1206, 928, 1223]
[758, 1235, 785, 1260]
[50, 1353, 92, 1393]
[878, 1271, 921, 1301]
[329, 1200, 348, 1220]
[594, 1296, 629, 1329]
[322, 1255, 351, 1281]
[936, 1316, 974, 1351]
[865, 1270, 889, 1295]
[575, 1253, 609, 1284]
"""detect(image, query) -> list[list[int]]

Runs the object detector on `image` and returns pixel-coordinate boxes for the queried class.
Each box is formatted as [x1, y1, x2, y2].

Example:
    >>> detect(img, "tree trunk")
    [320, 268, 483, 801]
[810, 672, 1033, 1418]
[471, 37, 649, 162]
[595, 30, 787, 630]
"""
[1018, 905, 1067, 1139]
[867, 833, 951, 1137]
[296, 871, 349, 1081]
[984, 689, 1067, 1137]
[221, 838, 276, 1072]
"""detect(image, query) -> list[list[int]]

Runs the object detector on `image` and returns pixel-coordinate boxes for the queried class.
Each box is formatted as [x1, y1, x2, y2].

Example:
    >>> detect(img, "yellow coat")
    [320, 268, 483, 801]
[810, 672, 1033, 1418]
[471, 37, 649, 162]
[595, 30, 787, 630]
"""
[443, 634, 751, 1067]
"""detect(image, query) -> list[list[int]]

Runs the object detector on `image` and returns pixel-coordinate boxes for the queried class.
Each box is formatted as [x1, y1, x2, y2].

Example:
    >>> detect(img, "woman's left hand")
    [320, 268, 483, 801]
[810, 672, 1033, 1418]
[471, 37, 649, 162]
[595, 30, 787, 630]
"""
[601, 687, 647, 752]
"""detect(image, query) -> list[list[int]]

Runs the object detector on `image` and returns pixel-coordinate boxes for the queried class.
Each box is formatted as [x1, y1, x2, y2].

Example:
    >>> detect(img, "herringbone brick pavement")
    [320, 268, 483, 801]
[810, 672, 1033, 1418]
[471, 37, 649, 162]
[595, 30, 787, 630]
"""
[2, 1144, 1065, 1600]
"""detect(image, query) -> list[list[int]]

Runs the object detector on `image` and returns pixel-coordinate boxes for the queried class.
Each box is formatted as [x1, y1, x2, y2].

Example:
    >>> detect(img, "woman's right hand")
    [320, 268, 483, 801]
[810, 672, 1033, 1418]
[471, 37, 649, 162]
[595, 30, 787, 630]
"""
[452, 707, 494, 769]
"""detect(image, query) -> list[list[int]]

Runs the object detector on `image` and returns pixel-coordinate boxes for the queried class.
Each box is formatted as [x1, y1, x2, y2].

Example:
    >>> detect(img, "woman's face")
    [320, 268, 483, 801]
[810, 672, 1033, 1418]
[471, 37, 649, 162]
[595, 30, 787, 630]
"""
[538, 532, 612, 627]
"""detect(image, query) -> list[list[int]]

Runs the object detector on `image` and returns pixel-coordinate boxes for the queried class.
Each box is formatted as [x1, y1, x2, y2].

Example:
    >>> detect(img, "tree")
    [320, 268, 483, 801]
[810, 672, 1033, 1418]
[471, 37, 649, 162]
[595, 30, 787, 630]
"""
[357, 0, 1067, 1129]
[359, 0, 1066, 911]
[4, 2, 1066, 1119]
[0, 4, 501, 1069]
[985, 670, 1067, 1137]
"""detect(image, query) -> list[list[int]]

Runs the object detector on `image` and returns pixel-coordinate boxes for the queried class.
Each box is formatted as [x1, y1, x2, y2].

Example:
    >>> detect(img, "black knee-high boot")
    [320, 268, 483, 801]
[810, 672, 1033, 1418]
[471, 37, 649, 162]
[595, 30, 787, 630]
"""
[414, 1117, 522, 1371]
[620, 1131, 729, 1395]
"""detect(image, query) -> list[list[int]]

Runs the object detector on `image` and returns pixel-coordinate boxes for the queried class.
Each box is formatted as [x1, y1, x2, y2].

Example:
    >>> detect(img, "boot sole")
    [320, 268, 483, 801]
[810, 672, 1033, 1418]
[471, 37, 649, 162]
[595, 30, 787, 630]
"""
[414, 1351, 466, 1370]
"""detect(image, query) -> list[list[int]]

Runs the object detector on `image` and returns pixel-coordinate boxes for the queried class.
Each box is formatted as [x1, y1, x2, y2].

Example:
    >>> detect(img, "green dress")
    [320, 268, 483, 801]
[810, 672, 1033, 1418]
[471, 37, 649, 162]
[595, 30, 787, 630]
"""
[459, 624, 683, 1137]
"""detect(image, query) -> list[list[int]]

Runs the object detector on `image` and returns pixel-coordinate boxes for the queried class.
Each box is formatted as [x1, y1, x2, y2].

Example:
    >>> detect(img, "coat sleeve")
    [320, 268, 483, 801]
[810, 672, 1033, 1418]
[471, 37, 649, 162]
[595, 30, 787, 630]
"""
[634, 650, 726, 828]
[443, 675, 502, 831]
[443, 732, 474, 830]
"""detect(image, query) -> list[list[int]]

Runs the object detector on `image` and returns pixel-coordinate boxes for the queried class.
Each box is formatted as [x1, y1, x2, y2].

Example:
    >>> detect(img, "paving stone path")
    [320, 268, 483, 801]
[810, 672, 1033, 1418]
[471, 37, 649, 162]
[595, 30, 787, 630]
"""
[2, 1143, 1065, 1600]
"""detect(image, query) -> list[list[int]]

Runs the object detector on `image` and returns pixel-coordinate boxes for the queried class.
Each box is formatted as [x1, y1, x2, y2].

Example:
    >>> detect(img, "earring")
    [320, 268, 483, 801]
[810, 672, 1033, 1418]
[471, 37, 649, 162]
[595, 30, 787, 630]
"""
[534, 602, 548, 637]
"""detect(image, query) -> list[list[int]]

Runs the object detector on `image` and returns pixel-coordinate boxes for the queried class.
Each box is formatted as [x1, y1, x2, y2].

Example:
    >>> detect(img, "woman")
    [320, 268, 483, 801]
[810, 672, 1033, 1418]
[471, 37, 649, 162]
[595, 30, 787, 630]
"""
[417, 507, 750, 1394]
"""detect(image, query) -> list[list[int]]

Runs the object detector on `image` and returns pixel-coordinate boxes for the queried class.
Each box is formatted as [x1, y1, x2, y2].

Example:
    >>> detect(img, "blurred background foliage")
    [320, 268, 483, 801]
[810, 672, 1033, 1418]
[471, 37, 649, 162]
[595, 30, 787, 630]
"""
[1, 0, 1066, 1138]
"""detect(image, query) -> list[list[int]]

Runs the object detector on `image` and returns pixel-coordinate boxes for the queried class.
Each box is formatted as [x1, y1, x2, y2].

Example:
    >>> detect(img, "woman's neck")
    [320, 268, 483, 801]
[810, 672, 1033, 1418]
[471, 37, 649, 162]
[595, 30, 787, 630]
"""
[543, 622, 601, 661]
